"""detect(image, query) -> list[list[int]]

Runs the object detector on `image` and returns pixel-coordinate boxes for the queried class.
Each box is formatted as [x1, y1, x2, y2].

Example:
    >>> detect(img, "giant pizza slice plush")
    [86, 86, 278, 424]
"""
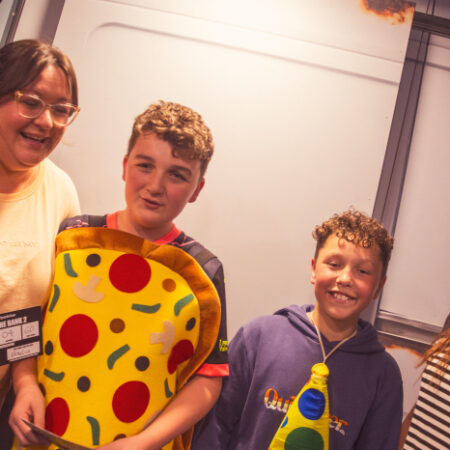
[35, 227, 221, 449]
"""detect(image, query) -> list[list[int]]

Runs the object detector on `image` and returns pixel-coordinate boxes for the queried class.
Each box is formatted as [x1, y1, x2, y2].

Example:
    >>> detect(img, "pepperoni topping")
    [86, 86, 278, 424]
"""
[109, 254, 151, 293]
[45, 397, 70, 436]
[112, 381, 150, 423]
[59, 314, 98, 357]
[168, 340, 194, 374]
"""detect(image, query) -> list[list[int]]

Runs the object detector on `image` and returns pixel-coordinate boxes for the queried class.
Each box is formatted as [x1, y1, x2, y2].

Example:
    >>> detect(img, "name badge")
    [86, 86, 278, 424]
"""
[0, 306, 42, 366]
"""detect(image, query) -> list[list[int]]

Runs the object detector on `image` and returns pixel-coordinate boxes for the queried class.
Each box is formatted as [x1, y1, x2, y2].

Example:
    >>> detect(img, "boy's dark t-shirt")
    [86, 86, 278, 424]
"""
[58, 213, 228, 374]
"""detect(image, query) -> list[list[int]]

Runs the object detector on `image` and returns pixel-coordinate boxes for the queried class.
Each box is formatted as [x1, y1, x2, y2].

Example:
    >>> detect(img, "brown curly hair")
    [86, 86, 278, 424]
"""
[312, 209, 394, 277]
[127, 101, 214, 177]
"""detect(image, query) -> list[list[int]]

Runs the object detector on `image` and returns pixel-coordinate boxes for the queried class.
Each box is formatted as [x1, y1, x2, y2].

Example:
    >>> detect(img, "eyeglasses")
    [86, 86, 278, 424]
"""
[14, 91, 80, 126]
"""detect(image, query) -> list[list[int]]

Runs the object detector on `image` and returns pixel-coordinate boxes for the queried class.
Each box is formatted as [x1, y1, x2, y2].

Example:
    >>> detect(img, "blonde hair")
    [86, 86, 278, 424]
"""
[127, 101, 214, 177]
[313, 209, 394, 277]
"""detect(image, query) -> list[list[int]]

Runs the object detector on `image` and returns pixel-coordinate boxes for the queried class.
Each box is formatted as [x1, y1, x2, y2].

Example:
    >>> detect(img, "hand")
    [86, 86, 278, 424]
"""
[9, 382, 48, 446]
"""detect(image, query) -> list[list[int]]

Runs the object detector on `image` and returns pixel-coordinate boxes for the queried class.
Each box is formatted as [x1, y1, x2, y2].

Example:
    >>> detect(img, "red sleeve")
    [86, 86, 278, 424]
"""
[196, 363, 229, 377]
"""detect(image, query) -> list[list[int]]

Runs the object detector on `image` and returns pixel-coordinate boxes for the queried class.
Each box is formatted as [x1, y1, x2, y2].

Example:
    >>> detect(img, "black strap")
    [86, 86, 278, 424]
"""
[87, 215, 107, 227]
[192, 248, 216, 267]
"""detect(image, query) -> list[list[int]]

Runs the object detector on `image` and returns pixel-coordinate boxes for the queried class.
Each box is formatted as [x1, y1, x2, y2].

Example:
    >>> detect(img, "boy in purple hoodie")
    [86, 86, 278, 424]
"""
[192, 209, 403, 450]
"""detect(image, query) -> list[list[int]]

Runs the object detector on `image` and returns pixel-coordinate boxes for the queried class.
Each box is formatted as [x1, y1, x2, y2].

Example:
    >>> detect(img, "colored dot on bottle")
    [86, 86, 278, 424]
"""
[285, 427, 324, 450]
[298, 388, 325, 420]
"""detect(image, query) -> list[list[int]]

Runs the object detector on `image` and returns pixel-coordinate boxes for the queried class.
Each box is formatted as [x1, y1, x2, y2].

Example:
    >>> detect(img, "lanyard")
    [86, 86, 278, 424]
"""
[307, 311, 357, 363]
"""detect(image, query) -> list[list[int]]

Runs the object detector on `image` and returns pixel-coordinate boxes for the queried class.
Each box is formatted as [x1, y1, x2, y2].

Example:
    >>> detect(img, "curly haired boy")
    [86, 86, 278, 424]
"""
[193, 209, 402, 450]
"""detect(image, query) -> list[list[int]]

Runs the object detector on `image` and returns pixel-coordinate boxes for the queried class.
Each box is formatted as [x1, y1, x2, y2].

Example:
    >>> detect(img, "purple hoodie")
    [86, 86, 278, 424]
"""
[192, 304, 403, 450]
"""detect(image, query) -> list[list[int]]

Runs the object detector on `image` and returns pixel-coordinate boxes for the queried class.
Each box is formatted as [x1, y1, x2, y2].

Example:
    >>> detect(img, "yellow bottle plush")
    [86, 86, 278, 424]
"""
[269, 363, 329, 450]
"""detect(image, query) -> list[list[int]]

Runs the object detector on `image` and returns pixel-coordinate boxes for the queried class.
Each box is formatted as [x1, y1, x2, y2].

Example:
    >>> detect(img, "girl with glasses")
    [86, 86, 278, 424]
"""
[0, 39, 80, 446]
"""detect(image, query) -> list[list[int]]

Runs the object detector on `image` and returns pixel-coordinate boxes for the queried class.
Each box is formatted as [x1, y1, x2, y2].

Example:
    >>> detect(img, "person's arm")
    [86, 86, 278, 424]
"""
[397, 406, 414, 449]
[192, 326, 251, 449]
[8, 357, 48, 446]
[97, 375, 222, 450]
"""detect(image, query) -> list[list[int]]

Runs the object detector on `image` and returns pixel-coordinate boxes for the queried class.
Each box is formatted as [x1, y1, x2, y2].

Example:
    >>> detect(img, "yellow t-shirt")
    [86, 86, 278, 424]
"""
[0, 159, 80, 409]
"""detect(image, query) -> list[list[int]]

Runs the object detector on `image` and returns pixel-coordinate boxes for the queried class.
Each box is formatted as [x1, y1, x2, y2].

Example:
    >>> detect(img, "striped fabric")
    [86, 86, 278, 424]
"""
[403, 350, 450, 450]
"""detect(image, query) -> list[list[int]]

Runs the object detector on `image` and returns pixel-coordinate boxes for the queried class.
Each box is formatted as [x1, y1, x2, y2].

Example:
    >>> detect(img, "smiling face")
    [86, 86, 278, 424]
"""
[310, 234, 385, 340]
[120, 133, 205, 241]
[0, 64, 71, 179]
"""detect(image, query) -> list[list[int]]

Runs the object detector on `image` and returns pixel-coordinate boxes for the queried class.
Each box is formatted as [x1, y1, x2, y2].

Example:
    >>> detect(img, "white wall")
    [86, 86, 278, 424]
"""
[45, 0, 412, 338]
